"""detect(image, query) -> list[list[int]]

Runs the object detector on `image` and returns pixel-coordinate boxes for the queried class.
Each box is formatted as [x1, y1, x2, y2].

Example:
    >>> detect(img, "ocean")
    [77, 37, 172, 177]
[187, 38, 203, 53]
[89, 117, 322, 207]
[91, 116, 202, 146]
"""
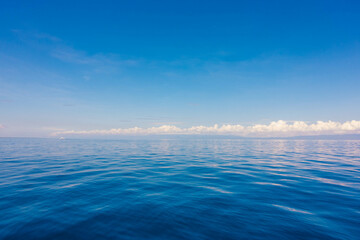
[0, 138, 359, 239]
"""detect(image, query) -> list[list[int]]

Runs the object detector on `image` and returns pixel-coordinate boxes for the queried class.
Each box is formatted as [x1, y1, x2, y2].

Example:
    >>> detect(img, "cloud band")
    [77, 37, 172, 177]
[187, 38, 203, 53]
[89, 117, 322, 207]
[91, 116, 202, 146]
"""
[53, 120, 360, 137]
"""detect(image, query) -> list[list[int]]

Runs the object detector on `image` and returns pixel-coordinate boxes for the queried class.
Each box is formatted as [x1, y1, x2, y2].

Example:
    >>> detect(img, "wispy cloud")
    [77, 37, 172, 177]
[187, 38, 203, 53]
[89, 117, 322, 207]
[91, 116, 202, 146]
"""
[50, 46, 139, 67]
[0, 124, 4, 129]
[12, 30, 139, 68]
[53, 120, 360, 137]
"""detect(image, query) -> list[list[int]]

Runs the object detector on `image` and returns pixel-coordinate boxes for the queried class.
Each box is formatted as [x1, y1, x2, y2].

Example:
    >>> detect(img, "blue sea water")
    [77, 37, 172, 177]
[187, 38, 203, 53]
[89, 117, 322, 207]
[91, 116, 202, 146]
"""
[0, 138, 359, 240]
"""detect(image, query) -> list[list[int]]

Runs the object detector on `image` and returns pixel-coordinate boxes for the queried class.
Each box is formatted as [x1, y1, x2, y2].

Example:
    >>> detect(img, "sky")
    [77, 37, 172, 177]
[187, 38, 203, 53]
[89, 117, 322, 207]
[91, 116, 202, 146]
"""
[1, 0, 360, 137]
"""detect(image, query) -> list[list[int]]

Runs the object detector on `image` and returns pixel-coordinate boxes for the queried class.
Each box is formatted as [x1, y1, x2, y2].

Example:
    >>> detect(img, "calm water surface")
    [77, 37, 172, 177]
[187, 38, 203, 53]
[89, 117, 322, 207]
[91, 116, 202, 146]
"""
[0, 138, 359, 239]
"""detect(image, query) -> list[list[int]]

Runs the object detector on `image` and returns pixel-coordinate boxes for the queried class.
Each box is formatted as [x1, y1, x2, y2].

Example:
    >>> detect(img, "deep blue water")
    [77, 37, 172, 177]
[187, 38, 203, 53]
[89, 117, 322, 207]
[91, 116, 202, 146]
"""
[0, 138, 360, 240]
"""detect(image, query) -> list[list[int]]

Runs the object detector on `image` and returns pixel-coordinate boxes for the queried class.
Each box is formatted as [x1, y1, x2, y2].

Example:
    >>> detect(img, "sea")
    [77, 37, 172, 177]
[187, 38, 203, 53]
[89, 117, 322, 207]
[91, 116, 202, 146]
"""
[0, 138, 359, 240]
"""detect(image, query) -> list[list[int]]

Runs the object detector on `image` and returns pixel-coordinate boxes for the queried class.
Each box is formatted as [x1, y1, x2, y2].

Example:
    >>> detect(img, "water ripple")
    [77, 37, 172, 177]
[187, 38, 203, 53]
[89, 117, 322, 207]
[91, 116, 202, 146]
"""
[0, 138, 359, 239]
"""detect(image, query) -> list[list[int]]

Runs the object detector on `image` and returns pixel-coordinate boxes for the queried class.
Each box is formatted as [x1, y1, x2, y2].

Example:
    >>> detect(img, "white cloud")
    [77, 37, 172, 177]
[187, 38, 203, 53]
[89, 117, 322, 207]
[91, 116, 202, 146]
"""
[53, 120, 360, 137]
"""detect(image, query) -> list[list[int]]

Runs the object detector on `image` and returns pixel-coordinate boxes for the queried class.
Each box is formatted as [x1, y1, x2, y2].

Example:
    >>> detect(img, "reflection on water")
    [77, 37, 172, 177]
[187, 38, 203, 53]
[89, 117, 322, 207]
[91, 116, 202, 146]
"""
[0, 138, 359, 239]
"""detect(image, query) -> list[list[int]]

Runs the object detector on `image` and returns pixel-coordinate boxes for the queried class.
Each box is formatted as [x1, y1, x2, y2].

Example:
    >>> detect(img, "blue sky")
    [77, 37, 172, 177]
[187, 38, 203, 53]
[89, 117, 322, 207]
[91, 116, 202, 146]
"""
[1, 0, 360, 137]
